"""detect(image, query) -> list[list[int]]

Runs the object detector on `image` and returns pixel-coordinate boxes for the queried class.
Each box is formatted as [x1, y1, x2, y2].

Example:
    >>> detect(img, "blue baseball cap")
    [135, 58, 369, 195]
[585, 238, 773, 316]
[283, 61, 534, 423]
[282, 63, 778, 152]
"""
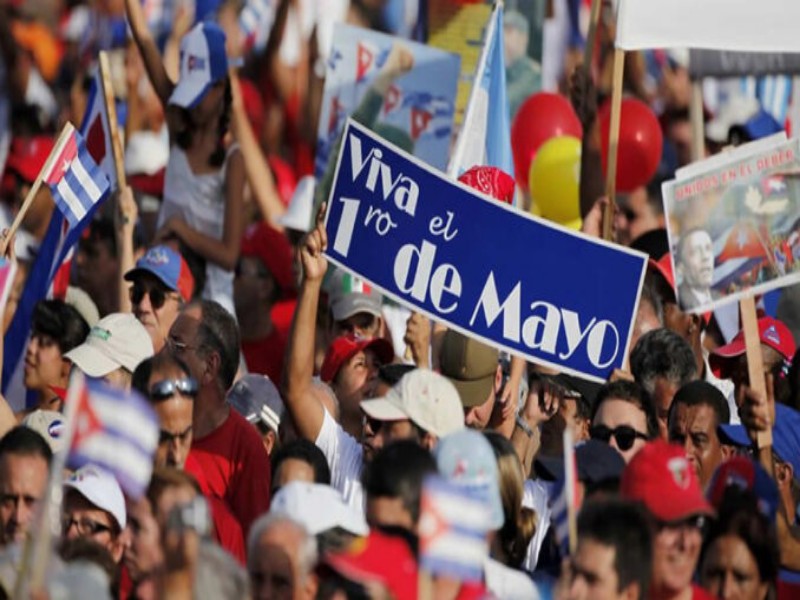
[535, 439, 625, 484]
[707, 456, 779, 521]
[435, 429, 504, 530]
[168, 21, 228, 109]
[124, 245, 195, 302]
[718, 403, 800, 481]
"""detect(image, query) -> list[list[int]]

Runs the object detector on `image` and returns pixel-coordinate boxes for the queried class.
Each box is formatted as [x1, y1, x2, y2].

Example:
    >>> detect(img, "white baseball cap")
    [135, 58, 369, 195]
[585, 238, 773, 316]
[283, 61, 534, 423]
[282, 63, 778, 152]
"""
[270, 482, 368, 536]
[360, 369, 465, 438]
[65, 313, 154, 378]
[22, 410, 66, 453]
[64, 465, 126, 530]
[168, 21, 229, 109]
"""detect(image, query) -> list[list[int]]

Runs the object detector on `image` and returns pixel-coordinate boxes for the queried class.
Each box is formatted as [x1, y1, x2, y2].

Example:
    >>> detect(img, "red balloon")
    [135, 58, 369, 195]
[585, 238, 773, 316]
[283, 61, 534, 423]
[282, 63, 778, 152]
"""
[511, 93, 582, 188]
[598, 98, 663, 193]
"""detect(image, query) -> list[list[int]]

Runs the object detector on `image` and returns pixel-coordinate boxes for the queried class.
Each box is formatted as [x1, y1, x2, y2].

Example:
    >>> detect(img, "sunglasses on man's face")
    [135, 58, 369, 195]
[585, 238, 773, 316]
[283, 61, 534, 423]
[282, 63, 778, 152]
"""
[150, 377, 199, 401]
[129, 283, 180, 310]
[589, 424, 649, 451]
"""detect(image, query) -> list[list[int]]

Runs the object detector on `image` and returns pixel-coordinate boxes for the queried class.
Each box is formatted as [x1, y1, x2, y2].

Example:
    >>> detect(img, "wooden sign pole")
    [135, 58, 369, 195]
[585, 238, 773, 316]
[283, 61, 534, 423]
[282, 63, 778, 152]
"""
[740, 295, 773, 449]
[601, 48, 625, 240]
[0, 124, 74, 256]
[583, 0, 602, 70]
[690, 81, 705, 162]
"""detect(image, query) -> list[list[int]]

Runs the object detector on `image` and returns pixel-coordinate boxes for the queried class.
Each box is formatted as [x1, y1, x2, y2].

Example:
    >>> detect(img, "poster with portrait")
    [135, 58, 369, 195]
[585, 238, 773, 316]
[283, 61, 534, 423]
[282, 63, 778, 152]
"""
[427, 0, 544, 125]
[662, 137, 800, 313]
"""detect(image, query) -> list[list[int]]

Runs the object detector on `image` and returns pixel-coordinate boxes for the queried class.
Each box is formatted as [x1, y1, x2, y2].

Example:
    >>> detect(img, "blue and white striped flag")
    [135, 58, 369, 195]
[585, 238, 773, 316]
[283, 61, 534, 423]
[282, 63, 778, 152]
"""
[448, 4, 515, 181]
[65, 375, 158, 499]
[42, 124, 110, 228]
[418, 475, 492, 582]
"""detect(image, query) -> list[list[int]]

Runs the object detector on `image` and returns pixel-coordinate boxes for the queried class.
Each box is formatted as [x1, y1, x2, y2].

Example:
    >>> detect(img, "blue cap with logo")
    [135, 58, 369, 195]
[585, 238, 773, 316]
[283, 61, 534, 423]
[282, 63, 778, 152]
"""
[124, 245, 195, 302]
[719, 403, 800, 482]
[168, 21, 228, 109]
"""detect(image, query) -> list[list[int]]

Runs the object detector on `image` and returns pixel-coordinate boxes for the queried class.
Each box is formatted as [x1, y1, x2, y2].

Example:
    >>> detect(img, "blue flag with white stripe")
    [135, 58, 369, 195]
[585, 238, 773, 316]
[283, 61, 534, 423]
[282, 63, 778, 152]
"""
[448, 4, 515, 181]
[42, 125, 110, 227]
[66, 375, 159, 499]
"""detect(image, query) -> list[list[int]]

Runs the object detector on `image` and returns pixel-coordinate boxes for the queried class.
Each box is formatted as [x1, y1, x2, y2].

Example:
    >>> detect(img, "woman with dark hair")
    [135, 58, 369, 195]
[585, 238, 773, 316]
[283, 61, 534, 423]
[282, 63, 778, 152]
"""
[484, 431, 537, 569]
[699, 491, 779, 600]
[126, 0, 244, 315]
[24, 299, 89, 412]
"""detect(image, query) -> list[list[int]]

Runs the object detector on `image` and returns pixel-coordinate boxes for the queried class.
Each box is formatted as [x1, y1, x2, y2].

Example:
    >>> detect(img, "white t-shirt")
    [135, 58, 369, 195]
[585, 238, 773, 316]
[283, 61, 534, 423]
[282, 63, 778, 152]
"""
[314, 408, 364, 510]
[160, 144, 239, 316]
[521, 478, 552, 573]
[484, 557, 540, 600]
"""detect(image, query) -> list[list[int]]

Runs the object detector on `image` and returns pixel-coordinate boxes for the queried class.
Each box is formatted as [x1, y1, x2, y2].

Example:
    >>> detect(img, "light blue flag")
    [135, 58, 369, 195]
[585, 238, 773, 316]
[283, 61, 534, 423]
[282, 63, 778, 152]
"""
[448, 3, 515, 181]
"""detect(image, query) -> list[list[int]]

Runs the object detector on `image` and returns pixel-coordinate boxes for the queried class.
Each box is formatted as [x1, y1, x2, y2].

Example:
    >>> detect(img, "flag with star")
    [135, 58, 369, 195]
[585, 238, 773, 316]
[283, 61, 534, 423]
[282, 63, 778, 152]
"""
[41, 123, 110, 228]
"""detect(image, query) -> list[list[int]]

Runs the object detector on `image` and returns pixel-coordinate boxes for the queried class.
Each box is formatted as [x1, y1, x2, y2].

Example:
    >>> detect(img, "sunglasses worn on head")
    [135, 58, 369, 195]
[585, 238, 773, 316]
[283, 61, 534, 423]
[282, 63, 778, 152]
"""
[129, 283, 180, 310]
[150, 377, 199, 401]
[590, 424, 648, 451]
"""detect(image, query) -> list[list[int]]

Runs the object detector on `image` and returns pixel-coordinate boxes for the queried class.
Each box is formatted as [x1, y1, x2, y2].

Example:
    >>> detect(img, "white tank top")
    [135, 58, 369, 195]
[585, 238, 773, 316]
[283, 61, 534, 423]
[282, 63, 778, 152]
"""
[159, 144, 239, 316]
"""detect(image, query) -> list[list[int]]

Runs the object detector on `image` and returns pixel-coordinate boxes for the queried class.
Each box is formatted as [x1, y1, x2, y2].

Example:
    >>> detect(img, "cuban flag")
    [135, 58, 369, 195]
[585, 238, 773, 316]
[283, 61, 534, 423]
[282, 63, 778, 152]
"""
[447, 4, 515, 181]
[45, 124, 111, 227]
[80, 71, 117, 191]
[239, 0, 275, 54]
[418, 475, 492, 582]
[549, 431, 580, 557]
[383, 84, 402, 115]
[65, 374, 158, 499]
[355, 41, 389, 83]
[2, 124, 110, 407]
[404, 92, 454, 141]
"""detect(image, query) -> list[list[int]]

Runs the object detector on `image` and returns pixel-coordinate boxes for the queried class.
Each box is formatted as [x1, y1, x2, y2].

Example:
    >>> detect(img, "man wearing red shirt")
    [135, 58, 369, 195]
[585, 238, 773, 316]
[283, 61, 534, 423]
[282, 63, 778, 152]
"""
[168, 299, 271, 539]
[235, 222, 296, 383]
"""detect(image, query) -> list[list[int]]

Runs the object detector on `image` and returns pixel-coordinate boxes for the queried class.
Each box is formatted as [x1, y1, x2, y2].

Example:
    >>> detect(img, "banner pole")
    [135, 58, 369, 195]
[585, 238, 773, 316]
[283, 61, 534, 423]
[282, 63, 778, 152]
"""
[583, 0, 602, 70]
[563, 427, 578, 555]
[601, 48, 624, 240]
[740, 295, 773, 450]
[690, 81, 705, 162]
[0, 124, 75, 256]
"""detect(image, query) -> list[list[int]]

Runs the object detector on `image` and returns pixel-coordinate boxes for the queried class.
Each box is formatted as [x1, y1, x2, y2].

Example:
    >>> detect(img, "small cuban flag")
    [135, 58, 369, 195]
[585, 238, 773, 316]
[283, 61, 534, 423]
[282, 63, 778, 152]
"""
[65, 373, 159, 499]
[41, 123, 111, 229]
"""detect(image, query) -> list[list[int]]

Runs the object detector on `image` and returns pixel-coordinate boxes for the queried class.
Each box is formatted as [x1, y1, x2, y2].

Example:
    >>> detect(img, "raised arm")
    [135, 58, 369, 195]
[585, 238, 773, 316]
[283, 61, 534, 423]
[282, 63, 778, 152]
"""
[124, 0, 175, 106]
[229, 72, 286, 225]
[281, 208, 328, 441]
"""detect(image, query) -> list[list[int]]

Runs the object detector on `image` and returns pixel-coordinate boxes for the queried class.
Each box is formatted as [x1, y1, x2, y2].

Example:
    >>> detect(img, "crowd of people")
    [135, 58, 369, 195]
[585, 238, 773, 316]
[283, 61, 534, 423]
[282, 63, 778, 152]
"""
[0, 0, 799, 598]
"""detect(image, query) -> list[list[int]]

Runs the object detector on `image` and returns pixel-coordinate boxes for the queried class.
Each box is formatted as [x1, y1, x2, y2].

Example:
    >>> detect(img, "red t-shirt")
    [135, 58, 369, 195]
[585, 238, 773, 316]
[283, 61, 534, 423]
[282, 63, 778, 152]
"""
[185, 453, 246, 564]
[691, 584, 715, 600]
[186, 410, 272, 539]
[242, 327, 287, 383]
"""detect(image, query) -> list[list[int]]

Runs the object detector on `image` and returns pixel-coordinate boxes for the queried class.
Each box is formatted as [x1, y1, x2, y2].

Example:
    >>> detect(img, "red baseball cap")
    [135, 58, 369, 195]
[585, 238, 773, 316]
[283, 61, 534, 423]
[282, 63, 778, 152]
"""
[324, 531, 418, 600]
[240, 222, 295, 296]
[709, 316, 796, 378]
[648, 254, 676, 298]
[621, 440, 714, 523]
[5, 136, 55, 183]
[458, 166, 515, 204]
[320, 335, 394, 383]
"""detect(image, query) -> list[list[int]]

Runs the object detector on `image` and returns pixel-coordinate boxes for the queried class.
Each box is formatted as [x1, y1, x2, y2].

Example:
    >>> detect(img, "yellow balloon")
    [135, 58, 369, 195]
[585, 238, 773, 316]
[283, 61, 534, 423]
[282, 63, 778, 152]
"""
[528, 136, 581, 225]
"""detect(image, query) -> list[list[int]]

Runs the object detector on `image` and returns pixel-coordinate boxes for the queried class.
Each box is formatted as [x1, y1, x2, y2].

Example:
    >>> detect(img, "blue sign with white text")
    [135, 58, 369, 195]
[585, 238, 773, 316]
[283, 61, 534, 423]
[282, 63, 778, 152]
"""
[324, 120, 648, 382]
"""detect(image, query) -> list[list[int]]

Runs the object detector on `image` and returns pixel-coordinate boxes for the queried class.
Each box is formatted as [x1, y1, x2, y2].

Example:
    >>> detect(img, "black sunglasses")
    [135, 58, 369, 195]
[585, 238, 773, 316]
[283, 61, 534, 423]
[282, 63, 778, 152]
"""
[362, 413, 384, 434]
[150, 377, 199, 401]
[590, 424, 649, 451]
[129, 282, 179, 310]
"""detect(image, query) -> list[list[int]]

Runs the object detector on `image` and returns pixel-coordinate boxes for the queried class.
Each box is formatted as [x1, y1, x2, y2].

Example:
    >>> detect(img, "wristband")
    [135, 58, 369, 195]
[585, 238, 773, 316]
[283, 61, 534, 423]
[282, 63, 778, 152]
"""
[515, 414, 534, 438]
